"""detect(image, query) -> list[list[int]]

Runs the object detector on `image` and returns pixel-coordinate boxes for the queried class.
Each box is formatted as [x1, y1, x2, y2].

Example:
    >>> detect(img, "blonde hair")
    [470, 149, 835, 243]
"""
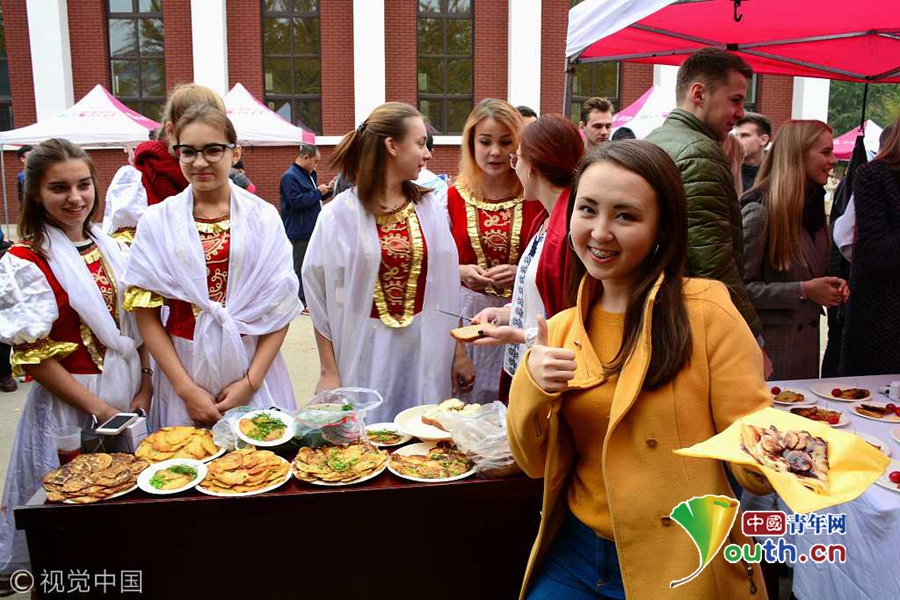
[753, 119, 832, 271]
[456, 98, 524, 199]
[330, 102, 428, 214]
[161, 84, 225, 140]
[721, 132, 745, 197]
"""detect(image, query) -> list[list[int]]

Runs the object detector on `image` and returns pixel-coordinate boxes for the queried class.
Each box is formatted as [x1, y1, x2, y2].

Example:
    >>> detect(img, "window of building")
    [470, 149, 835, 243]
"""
[570, 62, 620, 123]
[744, 73, 759, 113]
[417, 0, 473, 135]
[262, 0, 322, 134]
[107, 0, 165, 121]
[0, 6, 12, 131]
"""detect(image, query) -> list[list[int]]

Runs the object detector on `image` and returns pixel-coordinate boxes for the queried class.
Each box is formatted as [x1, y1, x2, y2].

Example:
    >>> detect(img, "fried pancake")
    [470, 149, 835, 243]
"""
[291, 443, 388, 483]
[198, 448, 288, 494]
[136, 427, 220, 463]
[42, 453, 145, 503]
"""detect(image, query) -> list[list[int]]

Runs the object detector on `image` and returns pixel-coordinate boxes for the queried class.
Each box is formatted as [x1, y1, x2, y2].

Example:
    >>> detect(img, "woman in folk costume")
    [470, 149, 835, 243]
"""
[303, 102, 466, 424]
[0, 140, 151, 578]
[469, 116, 583, 402]
[447, 99, 543, 403]
[105, 84, 225, 244]
[123, 105, 300, 427]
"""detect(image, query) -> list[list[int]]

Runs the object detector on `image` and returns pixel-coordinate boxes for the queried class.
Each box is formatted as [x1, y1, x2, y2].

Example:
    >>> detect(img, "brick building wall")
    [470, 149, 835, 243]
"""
[756, 74, 793, 134]
[620, 63, 653, 109]
[540, 0, 568, 116]
[473, 0, 507, 102]
[320, 0, 354, 136]
[384, 0, 417, 107]
[227, 0, 263, 97]
[163, 0, 193, 90]
[68, 0, 111, 98]
[2, 0, 35, 128]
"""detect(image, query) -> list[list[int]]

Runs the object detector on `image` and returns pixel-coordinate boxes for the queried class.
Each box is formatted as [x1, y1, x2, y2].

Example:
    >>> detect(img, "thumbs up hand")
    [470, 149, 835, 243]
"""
[526, 315, 577, 394]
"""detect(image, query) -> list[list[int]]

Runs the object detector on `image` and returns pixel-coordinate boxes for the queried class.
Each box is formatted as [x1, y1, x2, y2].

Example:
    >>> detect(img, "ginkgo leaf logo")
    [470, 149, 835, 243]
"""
[669, 495, 740, 588]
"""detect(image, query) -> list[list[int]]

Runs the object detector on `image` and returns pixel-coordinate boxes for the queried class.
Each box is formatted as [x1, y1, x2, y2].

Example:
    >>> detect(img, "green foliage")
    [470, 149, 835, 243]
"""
[828, 82, 900, 135]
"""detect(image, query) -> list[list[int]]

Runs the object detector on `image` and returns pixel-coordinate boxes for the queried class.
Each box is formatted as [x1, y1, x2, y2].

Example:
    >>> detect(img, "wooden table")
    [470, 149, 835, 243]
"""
[16, 469, 543, 599]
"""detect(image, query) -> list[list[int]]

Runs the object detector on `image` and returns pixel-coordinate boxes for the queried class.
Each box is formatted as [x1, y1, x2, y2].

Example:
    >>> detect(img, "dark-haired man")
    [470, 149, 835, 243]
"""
[646, 48, 762, 337]
[736, 112, 772, 191]
[280, 143, 333, 311]
[15, 145, 32, 205]
[579, 97, 614, 150]
[516, 105, 538, 126]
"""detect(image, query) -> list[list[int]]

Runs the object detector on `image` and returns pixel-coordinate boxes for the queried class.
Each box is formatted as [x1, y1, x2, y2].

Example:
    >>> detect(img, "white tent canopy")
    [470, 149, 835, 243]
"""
[224, 83, 315, 147]
[612, 85, 675, 140]
[0, 84, 159, 147]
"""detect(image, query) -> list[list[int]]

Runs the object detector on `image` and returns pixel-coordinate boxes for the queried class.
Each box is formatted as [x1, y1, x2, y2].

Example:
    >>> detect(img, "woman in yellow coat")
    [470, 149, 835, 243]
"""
[508, 141, 773, 600]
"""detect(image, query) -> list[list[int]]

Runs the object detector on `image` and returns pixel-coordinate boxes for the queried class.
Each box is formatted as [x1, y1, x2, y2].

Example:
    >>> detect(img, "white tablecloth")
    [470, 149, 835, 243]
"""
[741, 374, 900, 600]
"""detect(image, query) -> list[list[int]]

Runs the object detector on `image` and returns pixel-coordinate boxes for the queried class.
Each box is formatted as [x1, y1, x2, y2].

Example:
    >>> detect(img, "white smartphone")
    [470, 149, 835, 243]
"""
[95, 413, 140, 436]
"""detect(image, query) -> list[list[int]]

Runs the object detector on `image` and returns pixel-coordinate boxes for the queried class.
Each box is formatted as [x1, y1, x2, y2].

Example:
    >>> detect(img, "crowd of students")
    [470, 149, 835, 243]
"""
[0, 45, 898, 599]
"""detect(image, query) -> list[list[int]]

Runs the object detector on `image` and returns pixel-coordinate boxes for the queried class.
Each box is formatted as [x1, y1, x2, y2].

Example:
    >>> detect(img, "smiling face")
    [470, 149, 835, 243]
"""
[37, 159, 95, 241]
[388, 116, 431, 182]
[473, 117, 516, 179]
[697, 70, 748, 142]
[803, 129, 837, 186]
[570, 161, 660, 291]
[176, 122, 239, 196]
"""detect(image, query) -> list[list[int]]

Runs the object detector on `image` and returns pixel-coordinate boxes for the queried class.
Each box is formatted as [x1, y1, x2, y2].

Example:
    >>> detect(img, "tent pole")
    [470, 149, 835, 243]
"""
[563, 57, 575, 117]
[860, 82, 870, 129]
[1, 146, 7, 241]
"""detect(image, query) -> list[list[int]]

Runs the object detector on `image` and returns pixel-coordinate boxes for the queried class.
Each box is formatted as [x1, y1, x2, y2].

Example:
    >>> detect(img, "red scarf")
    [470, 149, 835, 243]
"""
[522, 188, 572, 318]
[133, 140, 189, 205]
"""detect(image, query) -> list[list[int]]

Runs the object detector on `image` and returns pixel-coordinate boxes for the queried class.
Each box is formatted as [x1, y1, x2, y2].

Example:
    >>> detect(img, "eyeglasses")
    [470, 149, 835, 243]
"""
[173, 143, 236, 164]
[508, 153, 520, 169]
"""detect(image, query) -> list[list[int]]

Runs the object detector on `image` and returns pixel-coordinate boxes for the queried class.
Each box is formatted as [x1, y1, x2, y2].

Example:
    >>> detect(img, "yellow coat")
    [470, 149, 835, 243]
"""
[508, 275, 773, 600]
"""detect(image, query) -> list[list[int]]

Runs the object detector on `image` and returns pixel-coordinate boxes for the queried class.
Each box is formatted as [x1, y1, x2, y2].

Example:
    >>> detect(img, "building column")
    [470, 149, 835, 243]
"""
[191, 0, 229, 96]
[507, 0, 541, 111]
[791, 77, 830, 121]
[26, 0, 74, 120]
[353, 0, 385, 126]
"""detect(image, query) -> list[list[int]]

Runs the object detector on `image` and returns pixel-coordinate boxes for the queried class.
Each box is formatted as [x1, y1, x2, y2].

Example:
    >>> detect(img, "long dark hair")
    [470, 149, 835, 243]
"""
[330, 102, 428, 214]
[565, 140, 692, 388]
[20, 138, 101, 259]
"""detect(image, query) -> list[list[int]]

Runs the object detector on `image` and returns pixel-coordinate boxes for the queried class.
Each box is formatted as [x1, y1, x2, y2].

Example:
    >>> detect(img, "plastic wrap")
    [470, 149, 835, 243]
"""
[436, 401, 521, 478]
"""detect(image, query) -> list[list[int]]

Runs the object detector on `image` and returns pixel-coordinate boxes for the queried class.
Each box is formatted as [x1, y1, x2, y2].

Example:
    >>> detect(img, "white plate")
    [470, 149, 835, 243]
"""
[850, 401, 900, 424]
[394, 405, 452, 442]
[195, 455, 292, 497]
[297, 461, 388, 487]
[771, 390, 817, 407]
[387, 442, 475, 484]
[137, 458, 207, 495]
[62, 483, 138, 504]
[809, 382, 873, 403]
[202, 445, 227, 463]
[892, 427, 900, 445]
[787, 408, 849, 427]
[874, 459, 900, 494]
[365, 422, 413, 447]
[233, 410, 295, 447]
[853, 432, 892, 457]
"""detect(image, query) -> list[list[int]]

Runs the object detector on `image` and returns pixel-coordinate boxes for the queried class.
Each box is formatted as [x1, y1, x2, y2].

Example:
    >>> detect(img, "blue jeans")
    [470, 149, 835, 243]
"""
[527, 511, 626, 599]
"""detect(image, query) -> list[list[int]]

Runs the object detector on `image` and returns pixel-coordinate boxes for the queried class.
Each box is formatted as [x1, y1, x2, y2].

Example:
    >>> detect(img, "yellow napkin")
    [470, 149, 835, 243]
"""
[675, 407, 889, 513]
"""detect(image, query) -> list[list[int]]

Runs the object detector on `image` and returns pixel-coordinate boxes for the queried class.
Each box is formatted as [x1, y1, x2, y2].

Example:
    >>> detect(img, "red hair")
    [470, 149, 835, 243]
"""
[519, 115, 584, 188]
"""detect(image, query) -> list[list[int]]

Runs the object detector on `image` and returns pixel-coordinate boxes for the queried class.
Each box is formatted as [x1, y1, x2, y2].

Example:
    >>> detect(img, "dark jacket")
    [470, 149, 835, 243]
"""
[646, 108, 762, 336]
[741, 163, 760, 195]
[279, 162, 321, 240]
[840, 159, 900, 375]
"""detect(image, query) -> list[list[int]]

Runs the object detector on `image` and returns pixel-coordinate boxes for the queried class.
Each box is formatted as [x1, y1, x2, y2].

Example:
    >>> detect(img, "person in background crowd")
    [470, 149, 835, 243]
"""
[15, 146, 32, 205]
[279, 143, 333, 312]
[722, 132, 746, 198]
[741, 120, 845, 380]
[107, 84, 225, 244]
[447, 98, 543, 403]
[0, 228, 12, 392]
[735, 113, 772, 192]
[470, 115, 583, 401]
[413, 132, 448, 193]
[508, 141, 771, 600]
[611, 127, 635, 141]
[302, 102, 463, 423]
[229, 158, 257, 194]
[124, 106, 300, 428]
[517, 105, 538, 126]
[579, 97, 615, 151]
[840, 120, 900, 376]
[0, 140, 151, 584]
[646, 48, 763, 340]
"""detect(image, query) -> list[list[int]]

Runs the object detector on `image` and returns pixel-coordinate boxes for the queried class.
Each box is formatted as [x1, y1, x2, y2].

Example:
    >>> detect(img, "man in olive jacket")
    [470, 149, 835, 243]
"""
[647, 49, 762, 337]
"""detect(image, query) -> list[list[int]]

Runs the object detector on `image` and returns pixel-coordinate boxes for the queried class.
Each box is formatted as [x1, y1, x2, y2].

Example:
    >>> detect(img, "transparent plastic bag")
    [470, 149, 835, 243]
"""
[436, 401, 521, 478]
[293, 387, 383, 447]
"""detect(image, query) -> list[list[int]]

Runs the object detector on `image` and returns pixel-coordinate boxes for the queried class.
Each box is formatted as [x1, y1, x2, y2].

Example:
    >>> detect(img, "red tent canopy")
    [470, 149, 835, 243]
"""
[567, 0, 900, 83]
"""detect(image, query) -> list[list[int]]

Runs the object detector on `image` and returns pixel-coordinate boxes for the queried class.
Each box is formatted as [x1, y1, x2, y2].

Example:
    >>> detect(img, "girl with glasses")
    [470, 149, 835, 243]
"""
[0, 139, 151, 579]
[123, 105, 301, 427]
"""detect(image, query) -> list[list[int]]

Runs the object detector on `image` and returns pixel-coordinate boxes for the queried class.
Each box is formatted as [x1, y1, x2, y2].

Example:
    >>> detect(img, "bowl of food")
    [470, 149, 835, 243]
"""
[137, 458, 207, 495]
[234, 410, 295, 447]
